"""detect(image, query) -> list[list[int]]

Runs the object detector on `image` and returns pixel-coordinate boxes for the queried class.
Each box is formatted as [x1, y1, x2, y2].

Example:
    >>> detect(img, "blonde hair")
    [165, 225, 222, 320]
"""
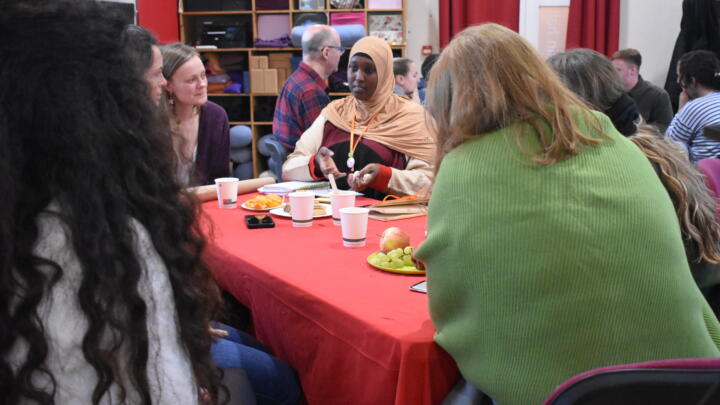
[426, 23, 605, 167]
[630, 126, 720, 264]
[158, 43, 201, 166]
[159, 42, 200, 120]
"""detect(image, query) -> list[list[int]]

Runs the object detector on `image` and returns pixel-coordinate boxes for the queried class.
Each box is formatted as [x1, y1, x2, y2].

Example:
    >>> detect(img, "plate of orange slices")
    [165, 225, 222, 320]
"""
[241, 194, 283, 211]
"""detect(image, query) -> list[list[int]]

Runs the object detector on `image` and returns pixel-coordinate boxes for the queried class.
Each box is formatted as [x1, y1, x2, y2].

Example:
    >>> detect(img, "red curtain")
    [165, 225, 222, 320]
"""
[439, 0, 520, 48]
[565, 0, 620, 57]
[136, 0, 179, 44]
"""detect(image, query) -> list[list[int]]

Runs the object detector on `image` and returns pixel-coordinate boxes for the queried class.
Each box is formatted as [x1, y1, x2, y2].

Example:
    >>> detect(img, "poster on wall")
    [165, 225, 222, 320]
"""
[519, 0, 570, 58]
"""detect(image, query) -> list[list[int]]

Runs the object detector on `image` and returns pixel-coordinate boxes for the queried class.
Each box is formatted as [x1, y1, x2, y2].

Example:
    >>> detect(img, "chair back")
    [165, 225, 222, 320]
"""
[543, 358, 720, 405]
[699, 158, 720, 196]
[698, 158, 720, 218]
[258, 135, 289, 179]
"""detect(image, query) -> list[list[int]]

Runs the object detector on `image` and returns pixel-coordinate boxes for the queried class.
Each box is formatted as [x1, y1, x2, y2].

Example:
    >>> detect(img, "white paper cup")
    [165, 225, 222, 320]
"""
[340, 207, 369, 247]
[215, 177, 239, 209]
[288, 191, 315, 227]
[330, 190, 356, 226]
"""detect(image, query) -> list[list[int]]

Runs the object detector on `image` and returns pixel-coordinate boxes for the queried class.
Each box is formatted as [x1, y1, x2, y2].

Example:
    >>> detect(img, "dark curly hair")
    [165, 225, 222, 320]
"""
[122, 24, 158, 75]
[0, 1, 223, 404]
[678, 49, 720, 91]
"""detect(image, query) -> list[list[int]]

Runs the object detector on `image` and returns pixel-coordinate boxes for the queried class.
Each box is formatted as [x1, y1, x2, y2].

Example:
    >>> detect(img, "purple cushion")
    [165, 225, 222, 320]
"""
[224, 82, 242, 94]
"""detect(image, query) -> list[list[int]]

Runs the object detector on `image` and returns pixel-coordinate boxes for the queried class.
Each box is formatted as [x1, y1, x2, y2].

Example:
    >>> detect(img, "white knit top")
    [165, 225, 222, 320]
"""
[7, 208, 199, 404]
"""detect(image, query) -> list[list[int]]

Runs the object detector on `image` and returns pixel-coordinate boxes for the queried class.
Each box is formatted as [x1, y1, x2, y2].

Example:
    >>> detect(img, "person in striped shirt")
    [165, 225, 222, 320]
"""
[666, 50, 720, 161]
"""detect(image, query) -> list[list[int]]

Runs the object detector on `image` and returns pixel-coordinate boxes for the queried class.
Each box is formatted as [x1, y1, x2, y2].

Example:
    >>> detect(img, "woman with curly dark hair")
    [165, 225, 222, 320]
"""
[0, 1, 225, 403]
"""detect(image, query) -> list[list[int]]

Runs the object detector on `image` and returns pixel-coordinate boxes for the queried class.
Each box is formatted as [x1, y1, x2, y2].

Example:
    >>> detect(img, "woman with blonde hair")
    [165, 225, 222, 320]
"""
[160, 43, 230, 186]
[415, 23, 720, 405]
[630, 126, 720, 288]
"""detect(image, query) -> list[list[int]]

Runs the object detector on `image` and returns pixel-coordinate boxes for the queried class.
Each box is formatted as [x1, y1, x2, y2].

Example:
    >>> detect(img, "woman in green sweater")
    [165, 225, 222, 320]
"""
[416, 24, 720, 405]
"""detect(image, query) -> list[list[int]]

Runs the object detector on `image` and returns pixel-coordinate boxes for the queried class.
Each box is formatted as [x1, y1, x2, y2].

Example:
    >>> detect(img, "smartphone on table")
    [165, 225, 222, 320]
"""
[245, 214, 275, 229]
[409, 280, 427, 294]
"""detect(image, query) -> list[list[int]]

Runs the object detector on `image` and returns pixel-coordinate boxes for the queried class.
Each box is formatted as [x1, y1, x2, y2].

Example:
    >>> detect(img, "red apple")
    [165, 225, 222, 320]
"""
[379, 227, 411, 253]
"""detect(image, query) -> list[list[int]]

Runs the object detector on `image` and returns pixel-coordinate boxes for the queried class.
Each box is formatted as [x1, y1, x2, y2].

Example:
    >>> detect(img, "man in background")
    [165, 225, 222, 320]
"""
[273, 25, 342, 150]
[612, 48, 673, 130]
[666, 50, 720, 162]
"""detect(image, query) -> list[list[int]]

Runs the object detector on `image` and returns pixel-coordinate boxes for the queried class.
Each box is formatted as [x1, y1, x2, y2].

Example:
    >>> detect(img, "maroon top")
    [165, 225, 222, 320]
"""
[315, 121, 406, 199]
[195, 100, 230, 185]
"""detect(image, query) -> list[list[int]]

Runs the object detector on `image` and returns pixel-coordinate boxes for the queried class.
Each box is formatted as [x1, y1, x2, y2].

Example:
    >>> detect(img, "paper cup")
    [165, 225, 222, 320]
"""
[215, 177, 239, 209]
[288, 191, 315, 227]
[340, 207, 369, 247]
[330, 190, 356, 226]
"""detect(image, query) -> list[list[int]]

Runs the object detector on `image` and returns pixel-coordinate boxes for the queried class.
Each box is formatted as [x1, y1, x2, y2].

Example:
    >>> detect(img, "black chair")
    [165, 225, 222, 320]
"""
[544, 358, 720, 405]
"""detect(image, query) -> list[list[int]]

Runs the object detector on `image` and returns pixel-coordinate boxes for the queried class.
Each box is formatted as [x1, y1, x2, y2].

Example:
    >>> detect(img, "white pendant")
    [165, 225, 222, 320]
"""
[347, 157, 355, 169]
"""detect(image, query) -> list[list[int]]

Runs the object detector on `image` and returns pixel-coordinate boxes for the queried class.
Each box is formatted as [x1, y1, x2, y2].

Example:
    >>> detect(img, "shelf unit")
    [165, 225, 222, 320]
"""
[179, 0, 406, 177]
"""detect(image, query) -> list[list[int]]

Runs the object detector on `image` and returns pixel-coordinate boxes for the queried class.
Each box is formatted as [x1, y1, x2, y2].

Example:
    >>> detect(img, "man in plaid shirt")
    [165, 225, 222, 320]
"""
[273, 25, 343, 150]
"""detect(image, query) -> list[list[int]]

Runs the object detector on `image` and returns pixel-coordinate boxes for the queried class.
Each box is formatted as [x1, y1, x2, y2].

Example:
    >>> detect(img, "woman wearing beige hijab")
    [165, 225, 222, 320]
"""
[282, 36, 436, 198]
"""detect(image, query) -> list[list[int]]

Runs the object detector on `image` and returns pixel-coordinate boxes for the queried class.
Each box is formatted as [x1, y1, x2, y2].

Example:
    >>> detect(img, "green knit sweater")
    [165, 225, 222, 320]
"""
[415, 111, 720, 405]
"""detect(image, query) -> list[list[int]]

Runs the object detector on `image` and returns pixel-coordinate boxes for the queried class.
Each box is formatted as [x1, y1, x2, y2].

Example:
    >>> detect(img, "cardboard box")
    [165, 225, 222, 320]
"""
[277, 68, 289, 88]
[269, 60, 291, 69]
[269, 53, 292, 70]
[263, 68, 279, 93]
[250, 69, 264, 93]
[268, 52, 292, 61]
[249, 55, 268, 69]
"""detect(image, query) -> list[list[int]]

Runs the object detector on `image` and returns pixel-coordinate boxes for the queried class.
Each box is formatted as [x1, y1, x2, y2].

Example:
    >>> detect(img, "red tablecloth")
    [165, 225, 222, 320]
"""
[201, 194, 459, 405]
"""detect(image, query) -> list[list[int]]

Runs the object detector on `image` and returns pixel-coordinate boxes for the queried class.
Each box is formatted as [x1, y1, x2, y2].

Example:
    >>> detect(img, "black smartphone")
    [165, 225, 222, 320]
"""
[245, 214, 275, 229]
[409, 280, 427, 294]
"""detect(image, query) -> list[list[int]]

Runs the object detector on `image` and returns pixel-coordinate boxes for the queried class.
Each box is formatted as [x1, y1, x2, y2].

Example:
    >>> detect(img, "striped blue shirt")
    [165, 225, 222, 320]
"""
[666, 91, 720, 161]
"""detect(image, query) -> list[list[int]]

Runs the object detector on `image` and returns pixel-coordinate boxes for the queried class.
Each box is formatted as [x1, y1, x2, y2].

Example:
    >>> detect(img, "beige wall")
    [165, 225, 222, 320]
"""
[619, 0, 682, 87]
[404, 0, 682, 86]
[405, 0, 440, 64]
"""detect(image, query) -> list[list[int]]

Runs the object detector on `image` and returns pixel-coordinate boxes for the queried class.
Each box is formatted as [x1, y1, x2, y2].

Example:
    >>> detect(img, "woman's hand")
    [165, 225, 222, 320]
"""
[315, 147, 346, 179]
[347, 163, 380, 191]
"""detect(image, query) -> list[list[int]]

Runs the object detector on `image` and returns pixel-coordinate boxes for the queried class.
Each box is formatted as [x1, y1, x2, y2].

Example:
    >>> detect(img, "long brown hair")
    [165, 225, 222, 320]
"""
[547, 48, 626, 111]
[630, 127, 720, 264]
[426, 23, 606, 167]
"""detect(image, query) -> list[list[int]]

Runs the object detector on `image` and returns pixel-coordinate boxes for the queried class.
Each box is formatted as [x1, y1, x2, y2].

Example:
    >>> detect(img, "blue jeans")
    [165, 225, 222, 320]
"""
[212, 323, 301, 405]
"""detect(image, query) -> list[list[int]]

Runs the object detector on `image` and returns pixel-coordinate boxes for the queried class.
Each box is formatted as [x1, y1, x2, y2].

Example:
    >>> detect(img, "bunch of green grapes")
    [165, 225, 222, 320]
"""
[370, 246, 415, 269]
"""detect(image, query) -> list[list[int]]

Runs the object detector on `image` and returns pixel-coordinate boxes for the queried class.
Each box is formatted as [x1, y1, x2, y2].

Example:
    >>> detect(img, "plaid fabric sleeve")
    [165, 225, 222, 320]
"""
[272, 84, 299, 150]
[298, 84, 330, 133]
[273, 71, 329, 150]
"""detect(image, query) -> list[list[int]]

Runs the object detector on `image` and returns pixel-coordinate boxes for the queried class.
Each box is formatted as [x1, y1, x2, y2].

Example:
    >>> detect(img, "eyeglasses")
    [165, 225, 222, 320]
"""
[326, 45, 346, 53]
